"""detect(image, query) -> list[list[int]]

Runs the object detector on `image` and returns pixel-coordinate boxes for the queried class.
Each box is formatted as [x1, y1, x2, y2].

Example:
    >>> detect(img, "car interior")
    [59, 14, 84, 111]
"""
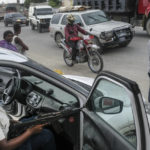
[0, 67, 81, 150]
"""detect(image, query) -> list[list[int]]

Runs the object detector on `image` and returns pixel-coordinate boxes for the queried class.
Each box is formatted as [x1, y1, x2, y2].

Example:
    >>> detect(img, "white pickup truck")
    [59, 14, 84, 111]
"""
[28, 4, 53, 33]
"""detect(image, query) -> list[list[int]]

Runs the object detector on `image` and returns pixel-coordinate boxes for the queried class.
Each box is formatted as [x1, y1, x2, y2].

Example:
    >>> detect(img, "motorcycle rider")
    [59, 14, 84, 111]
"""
[65, 14, 88, 63]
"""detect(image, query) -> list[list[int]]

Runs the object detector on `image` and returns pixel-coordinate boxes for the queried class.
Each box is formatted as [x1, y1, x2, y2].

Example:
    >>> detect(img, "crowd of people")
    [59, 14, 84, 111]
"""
[0, 23, 29, 55]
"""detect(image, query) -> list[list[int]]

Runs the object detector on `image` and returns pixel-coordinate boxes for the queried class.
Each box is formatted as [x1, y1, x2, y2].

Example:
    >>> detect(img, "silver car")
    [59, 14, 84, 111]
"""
[50, 9, 134, 53]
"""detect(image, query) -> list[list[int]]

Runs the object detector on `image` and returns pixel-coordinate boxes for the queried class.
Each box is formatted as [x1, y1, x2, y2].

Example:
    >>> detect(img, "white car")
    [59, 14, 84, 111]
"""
[50, 8, 134, 53]
[0, 48, 150, 150]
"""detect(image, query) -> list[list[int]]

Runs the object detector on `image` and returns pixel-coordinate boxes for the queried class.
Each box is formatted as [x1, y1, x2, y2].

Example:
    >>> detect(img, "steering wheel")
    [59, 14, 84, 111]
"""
[2, 74, 20, 105]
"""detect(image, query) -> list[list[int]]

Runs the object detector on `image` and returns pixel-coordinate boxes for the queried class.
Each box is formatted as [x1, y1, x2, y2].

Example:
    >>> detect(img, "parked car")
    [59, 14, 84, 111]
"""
[4, 12, 29, 26]
[49, 8, 134, 53]
[0, 48, 150, 150]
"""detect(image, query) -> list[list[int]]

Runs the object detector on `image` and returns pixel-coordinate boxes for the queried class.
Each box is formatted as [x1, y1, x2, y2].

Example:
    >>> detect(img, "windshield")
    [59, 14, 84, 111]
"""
[36, 8, 53, 15]
[12, 13, 23, 17]
[82, 10, 110, 25]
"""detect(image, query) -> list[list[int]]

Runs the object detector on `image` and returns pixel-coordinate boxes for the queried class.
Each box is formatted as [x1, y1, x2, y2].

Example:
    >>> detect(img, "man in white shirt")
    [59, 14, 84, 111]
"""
[0, 106, 56, 150]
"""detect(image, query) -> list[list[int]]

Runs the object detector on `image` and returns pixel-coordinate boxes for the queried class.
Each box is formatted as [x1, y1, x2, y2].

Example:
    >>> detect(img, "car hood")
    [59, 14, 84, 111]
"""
[0, 48, 28, 62]
[86, 20, 131, 33]
[37, 15, 53, 19]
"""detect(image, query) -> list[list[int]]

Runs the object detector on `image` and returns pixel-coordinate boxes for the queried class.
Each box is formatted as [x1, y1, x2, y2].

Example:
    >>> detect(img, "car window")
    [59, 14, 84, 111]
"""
[90, 78, 137, 147]
[35, 8, 53, 15]
[51, 14, 62, 24]
[0, 66, 79, 115]
[61, 14, 83, 26]
[12, 13, 23, 17]
[82, 10, 110, 25]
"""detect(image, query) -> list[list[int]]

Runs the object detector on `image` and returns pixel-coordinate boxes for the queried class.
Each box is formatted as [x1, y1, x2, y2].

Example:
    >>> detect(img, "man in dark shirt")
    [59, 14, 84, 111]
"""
[65, 14, 88, 63]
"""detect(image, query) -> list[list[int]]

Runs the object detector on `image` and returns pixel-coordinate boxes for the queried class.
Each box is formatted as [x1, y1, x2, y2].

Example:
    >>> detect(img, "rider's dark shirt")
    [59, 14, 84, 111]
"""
[65, 24, 87, 42]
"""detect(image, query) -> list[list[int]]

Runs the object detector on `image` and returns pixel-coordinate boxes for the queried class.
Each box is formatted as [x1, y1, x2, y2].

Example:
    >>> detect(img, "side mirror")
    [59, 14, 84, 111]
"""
[99, 97, 123, 114]
[90, 28, 93, 32]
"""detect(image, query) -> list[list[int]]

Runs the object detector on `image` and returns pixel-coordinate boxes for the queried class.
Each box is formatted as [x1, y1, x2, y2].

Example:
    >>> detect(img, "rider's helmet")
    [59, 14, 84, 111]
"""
[67, 14, 75, 25]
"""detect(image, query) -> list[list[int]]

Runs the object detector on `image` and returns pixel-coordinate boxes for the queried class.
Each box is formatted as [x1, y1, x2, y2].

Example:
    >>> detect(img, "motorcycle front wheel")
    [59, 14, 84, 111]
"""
[88, 51, 103, 73]
[63, 50, 74, 67]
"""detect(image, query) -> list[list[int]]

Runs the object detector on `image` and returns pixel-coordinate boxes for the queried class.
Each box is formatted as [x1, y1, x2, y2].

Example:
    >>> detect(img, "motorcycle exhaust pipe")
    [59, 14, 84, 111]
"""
[60, 42, 69, 52]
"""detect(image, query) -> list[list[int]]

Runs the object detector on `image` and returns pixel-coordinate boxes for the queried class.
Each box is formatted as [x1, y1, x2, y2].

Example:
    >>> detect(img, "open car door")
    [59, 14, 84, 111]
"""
[82, 71, 150, 150]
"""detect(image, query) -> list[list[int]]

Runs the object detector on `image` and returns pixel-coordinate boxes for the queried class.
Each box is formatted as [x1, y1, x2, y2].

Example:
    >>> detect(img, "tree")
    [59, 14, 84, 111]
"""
[24, 0, 30, 8]
[24, 0, 47, 8]
[49, 0, 59, 7]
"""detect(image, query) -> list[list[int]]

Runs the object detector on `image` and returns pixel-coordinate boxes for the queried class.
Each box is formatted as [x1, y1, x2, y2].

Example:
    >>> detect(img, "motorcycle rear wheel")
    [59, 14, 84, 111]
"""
[63, 50, 74, 67]
[88, 51, 103, 73]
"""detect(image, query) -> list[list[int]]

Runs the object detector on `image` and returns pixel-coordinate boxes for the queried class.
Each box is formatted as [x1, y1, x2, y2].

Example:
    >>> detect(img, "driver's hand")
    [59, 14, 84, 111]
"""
[27, 124, 47, 135]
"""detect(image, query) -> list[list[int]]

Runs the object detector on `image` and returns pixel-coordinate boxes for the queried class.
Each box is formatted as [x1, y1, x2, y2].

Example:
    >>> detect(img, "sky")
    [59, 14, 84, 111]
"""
[0, 0, 25, 4]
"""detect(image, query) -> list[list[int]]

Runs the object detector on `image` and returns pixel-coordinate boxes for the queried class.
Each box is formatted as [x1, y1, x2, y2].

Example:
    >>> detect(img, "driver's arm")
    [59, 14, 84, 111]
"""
[0, 124, 44, 150]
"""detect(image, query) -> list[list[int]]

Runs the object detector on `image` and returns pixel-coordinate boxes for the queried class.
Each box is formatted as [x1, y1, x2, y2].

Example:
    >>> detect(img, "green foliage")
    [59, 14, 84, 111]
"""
[31, 0, 46, 2]
[24, 0, 47, 8]
[49, 0, 59, 7]
[24, 0, 30, 8]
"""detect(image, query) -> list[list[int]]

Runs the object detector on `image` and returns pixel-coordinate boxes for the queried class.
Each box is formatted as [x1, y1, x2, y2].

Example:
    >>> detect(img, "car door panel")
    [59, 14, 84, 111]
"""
[83, 71, 150, 150]
[83, 109, 135, 150]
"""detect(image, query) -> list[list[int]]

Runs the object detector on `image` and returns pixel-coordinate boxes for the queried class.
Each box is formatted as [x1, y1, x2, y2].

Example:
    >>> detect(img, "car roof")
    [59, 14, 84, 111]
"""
[33, 5, 52, 9]
[57, 9, 100, 15]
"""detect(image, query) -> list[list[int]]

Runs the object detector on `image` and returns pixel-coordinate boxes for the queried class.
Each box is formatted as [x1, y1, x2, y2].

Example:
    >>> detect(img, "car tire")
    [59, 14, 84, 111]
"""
[26, 22, 29, 26]
[4, 21, 8, 27]
[55, 33, 63, 48]
[31, 22, 35, 30]
[37, 23, 42, 33]
[119, 41, 131, 47]
[146, 19, 150, 36]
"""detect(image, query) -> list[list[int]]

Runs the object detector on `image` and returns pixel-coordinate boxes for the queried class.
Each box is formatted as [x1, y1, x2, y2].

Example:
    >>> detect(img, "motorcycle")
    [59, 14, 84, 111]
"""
[60, 35, 103, 73]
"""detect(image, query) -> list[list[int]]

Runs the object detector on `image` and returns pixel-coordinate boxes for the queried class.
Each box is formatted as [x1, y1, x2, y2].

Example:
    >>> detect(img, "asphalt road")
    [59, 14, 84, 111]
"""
[0, 22, 149, 100]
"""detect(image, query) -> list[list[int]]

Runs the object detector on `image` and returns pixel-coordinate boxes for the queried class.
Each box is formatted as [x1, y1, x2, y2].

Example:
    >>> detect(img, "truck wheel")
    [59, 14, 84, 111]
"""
[4, 22, 8, 27]
[119, 41, 131, 47]
[26, 22, 29, 26]
[37, 24, 42, 33]
[146, 19, 150, 36]
[31, 23, 35, 30]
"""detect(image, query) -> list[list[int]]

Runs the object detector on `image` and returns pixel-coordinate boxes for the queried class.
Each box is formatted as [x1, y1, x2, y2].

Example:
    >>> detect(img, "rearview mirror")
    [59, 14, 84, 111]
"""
[99, 97, 123, 114]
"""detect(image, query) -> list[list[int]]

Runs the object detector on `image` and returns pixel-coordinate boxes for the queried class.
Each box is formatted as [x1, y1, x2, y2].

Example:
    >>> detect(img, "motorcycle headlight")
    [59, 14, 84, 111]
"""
[100, 31, 114, 40]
